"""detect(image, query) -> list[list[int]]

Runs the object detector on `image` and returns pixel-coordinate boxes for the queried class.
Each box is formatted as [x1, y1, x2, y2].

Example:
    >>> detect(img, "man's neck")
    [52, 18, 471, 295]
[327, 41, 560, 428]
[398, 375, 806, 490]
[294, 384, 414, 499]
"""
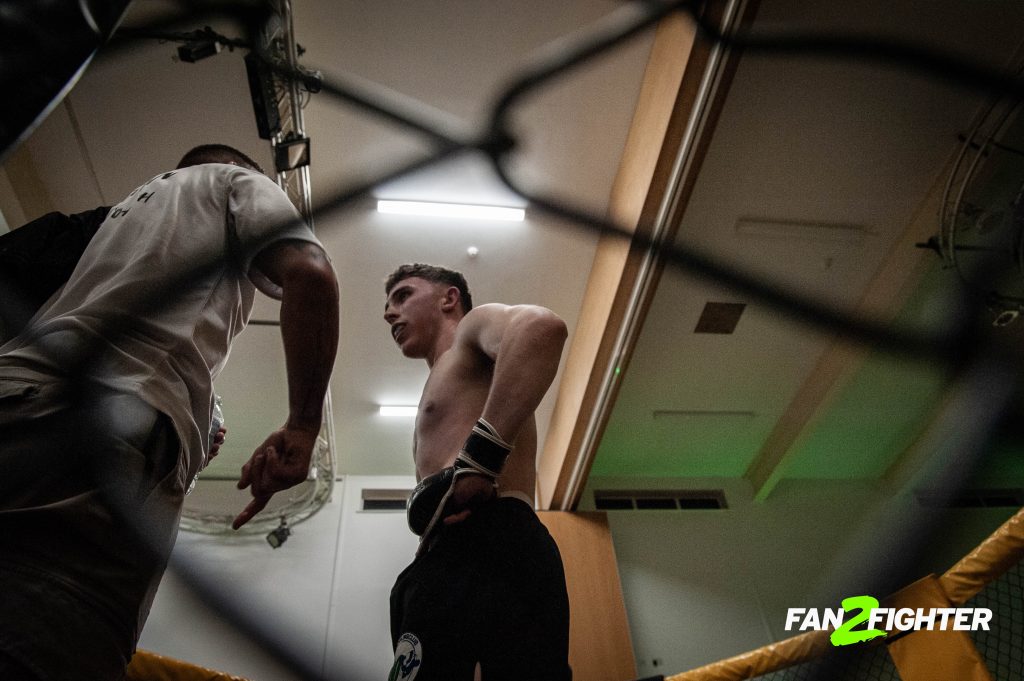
[424, 319, 458, 368]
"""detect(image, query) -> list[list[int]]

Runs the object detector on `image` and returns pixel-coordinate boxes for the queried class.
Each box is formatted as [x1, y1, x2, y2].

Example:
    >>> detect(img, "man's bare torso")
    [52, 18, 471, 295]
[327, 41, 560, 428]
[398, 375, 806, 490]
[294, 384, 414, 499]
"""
[413, 333, 536, 500]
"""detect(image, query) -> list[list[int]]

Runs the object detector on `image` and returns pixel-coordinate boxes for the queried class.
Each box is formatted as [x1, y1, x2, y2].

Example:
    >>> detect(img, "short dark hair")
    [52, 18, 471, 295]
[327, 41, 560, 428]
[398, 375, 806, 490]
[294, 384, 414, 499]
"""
[385, 263, 473, 314]
[176, 144, 264, 173]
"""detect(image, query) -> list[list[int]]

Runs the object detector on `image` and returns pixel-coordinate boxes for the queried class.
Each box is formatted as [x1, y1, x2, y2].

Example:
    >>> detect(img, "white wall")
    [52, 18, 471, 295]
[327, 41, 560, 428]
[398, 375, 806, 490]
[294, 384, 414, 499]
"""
[324, 476, 420, 680]
[0, 163, 26, 232]
[140, 475, 1016, 681]
[139, 475, 418, 681]
[581, 476, 1018, 678]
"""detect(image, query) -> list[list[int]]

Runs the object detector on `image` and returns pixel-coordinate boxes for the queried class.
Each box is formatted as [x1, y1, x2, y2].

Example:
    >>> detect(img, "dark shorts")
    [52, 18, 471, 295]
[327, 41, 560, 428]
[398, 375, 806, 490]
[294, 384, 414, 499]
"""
[390, 496, 572, 681]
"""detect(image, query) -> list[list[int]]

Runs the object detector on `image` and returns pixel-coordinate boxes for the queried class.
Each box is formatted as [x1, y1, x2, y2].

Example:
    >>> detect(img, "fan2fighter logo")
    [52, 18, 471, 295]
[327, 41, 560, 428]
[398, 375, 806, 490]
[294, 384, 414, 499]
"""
[785, 595, 993, 646]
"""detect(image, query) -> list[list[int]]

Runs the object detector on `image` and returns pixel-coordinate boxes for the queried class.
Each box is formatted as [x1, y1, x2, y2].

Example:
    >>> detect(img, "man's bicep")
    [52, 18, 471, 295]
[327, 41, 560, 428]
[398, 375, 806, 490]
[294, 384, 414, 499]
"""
[251, 239, 329, 291]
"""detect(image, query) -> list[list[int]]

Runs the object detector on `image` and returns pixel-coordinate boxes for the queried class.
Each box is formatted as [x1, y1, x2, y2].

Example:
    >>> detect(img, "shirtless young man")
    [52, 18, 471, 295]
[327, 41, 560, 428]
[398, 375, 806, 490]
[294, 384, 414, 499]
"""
[383, 263, 572, 680]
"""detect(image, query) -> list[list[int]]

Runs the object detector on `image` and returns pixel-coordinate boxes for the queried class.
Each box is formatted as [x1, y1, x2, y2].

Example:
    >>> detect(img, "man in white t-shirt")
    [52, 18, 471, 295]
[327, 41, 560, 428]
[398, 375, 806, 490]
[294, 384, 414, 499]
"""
[0, 144, 339, 681]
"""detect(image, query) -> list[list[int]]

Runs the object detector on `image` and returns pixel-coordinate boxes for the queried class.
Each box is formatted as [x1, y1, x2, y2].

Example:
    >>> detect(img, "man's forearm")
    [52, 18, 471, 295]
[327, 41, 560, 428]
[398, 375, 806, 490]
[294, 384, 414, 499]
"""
[278, 262, 339, 431]
[479, 308, 567, 443]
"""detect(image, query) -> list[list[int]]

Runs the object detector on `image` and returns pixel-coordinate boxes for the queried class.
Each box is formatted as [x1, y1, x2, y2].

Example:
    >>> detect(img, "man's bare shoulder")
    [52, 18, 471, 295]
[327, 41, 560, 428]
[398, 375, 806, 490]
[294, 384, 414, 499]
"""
[451, 303, 505, 339]
[458, 303, 507, 326]
[448, 304, 507, 362]
[453, 302, 565, 361]
[456, 303, 563, 333]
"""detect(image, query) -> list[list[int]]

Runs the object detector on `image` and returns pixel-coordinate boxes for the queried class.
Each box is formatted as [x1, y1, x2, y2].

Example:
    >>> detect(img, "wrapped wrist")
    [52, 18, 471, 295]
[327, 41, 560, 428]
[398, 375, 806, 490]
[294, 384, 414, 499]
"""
[454, 418, 512, 479]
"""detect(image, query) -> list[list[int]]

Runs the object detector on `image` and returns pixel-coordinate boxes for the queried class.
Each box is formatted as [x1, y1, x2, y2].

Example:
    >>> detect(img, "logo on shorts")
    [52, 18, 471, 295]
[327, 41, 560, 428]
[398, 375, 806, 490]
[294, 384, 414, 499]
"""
[389, 632, 423, 680]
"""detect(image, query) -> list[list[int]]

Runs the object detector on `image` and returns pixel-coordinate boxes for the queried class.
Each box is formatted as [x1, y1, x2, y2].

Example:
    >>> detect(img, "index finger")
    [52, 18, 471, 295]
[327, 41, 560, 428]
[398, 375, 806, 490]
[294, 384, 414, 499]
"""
[232, 495, 269, 530]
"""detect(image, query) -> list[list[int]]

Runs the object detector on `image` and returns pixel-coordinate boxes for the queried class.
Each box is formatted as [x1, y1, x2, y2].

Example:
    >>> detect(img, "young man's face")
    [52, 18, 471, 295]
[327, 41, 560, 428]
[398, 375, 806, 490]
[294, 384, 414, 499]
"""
[383, 276, 449, 358]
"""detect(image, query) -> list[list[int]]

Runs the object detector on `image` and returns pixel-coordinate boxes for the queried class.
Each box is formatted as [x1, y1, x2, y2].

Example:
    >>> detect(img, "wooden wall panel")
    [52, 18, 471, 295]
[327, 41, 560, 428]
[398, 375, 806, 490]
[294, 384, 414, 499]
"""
[539, 511, 637, 681]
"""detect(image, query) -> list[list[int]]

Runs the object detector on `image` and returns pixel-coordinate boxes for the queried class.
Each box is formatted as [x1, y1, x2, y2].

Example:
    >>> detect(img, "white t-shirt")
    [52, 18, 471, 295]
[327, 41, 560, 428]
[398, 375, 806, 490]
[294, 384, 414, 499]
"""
[0, 163, 323, 485]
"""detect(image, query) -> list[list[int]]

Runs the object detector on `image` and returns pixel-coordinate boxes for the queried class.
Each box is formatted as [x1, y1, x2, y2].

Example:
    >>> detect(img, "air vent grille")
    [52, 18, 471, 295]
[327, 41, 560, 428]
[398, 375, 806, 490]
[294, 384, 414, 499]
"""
[594, 489, 727, 511]
[361, 488, 411, 512]
[695, 302, 745, 334]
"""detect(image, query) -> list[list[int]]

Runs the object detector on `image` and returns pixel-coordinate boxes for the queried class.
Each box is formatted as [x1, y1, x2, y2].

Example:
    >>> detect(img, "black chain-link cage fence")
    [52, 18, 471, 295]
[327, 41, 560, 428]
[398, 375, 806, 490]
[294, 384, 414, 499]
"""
[753, 644, 901, 681]
[970, 559, 1024, 681]
[4, 1, 1024, 680]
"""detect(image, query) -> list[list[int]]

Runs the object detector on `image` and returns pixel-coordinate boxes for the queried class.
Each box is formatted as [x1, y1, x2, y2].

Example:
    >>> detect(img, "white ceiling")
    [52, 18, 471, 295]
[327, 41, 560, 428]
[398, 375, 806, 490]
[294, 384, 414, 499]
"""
[594, 0, 1024, 489]
[6, 0, 1024, 518]
[7, 0, 652, 485]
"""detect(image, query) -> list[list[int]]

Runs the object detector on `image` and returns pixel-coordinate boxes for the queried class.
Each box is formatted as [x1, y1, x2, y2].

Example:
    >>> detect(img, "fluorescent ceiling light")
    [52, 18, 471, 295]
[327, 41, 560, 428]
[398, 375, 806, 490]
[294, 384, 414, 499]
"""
[377, 200, 525, 222]
[378, 405, 419, 417]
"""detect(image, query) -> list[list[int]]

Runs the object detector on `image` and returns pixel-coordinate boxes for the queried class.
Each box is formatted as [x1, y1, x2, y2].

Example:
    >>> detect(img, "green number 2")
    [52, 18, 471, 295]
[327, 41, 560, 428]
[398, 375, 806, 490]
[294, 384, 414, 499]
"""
[830, 595, 887, 647]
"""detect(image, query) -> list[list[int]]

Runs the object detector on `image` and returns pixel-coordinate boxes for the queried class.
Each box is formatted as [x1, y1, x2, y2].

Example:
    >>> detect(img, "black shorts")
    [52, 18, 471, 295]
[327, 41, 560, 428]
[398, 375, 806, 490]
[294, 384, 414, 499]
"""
[390, 496, 572, 681]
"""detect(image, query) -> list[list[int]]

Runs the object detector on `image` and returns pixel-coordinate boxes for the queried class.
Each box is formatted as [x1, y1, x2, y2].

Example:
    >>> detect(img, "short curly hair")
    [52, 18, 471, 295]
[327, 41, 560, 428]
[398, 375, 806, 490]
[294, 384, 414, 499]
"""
[385, 263, 473, 314]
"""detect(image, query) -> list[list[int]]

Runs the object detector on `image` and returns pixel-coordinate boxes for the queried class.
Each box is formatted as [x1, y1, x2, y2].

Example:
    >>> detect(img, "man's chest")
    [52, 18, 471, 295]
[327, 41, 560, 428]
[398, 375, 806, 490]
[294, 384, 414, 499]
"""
[414, 349, 492, 454]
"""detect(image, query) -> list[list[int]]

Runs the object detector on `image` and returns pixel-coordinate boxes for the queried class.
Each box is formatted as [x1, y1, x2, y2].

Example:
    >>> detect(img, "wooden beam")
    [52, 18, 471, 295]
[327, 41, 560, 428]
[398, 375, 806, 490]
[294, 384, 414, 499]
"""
[537, 0, 758, 510]
[744, 161, 955, 500]
[536, 13, 695, 510]
[539, 511, 636, 681]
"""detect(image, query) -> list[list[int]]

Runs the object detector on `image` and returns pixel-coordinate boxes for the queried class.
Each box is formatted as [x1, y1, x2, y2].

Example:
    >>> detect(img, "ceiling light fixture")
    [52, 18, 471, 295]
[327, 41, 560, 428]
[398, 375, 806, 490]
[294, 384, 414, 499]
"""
[377, 200, 525, 222]
[378, 405, 419, 417]
[273, 132, 311, 173]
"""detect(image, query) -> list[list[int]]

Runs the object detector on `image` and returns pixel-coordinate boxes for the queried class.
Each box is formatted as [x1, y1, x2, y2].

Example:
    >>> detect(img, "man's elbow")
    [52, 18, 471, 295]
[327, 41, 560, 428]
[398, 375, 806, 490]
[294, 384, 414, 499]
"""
[526, 308, 568, 351]
[283, 257, 339, 299]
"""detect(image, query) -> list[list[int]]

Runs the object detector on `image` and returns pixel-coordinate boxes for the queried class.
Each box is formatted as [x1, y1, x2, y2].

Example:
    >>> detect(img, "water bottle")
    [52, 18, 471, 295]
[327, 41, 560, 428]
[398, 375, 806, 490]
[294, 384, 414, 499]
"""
[187, 394, 225, 495]
[209, 394, 225, 450]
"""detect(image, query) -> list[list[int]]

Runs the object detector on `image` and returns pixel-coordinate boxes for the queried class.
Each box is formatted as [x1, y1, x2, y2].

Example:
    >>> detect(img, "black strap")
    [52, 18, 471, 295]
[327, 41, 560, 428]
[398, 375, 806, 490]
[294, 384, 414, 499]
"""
[455, 419, 512, 478]
[0, 206, 110, 339]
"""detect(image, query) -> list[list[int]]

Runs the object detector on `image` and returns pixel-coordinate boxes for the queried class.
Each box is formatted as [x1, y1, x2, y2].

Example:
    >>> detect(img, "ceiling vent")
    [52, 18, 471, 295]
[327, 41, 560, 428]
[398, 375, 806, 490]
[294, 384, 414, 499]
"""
[594, 489, 727, 511]
[735, 217, 868, 244]
[695, 302, 745, 334]
[653, 409, 755, 420]
[916, 489, 1024, 509]
[361, 488, 411, 512]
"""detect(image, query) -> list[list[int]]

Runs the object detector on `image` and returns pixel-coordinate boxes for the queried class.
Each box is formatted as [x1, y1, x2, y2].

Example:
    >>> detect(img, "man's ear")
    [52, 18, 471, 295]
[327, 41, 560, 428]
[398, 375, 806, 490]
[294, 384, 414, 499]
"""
[440, 286, 460, 312]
